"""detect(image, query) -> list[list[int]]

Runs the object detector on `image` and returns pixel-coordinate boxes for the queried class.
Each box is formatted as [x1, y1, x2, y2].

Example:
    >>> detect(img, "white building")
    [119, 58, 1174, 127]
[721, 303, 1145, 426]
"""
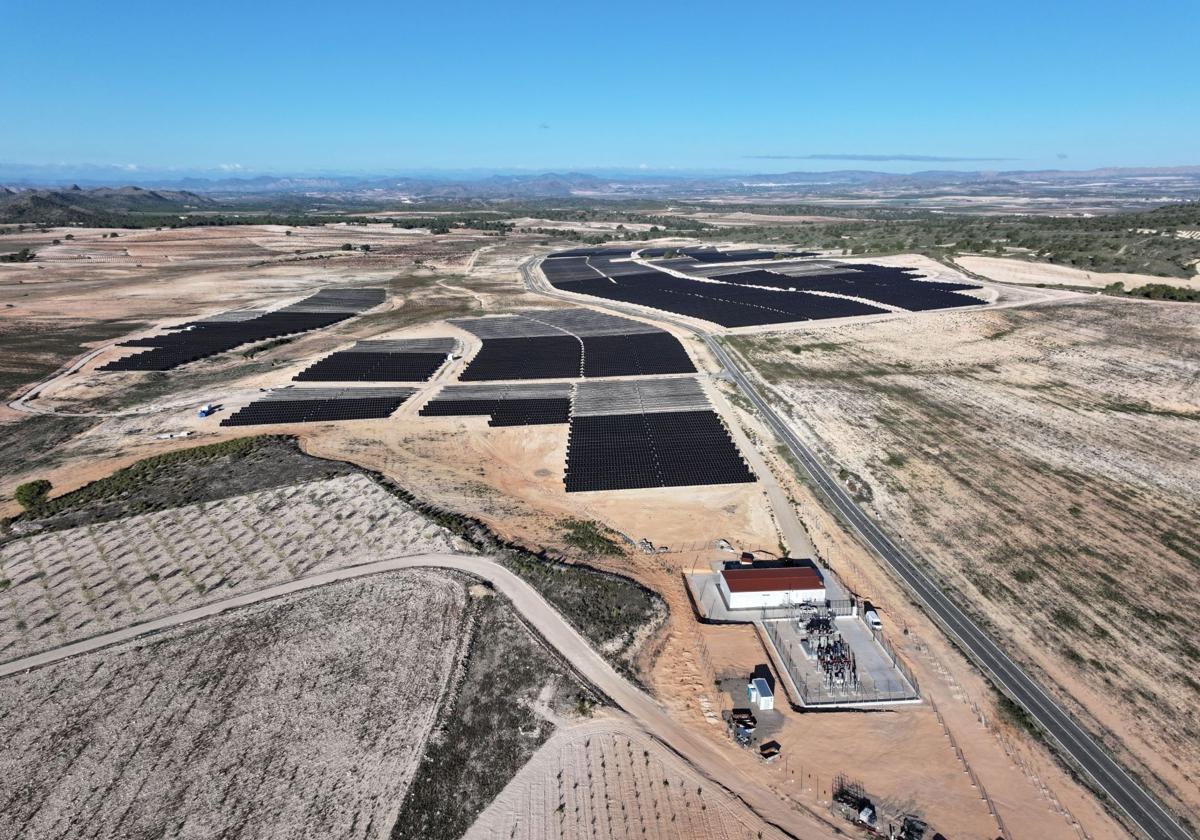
[717, 565, 825, 610]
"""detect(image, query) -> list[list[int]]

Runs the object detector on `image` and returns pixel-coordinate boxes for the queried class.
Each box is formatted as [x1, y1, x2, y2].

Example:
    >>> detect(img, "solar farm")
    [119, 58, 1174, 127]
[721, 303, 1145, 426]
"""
[220, 386, 416, 426]
[565, 378, 755, 492]
[541, 248, 986, 328]
[419, 382, 572, 426]
[449, 309, 696, 380]
[100, 288, 386, 371]
[294, 338, 455, 382]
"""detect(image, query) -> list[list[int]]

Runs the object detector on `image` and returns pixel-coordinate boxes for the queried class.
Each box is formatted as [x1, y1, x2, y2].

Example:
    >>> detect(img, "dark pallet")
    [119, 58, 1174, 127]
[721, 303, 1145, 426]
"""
[565, 410, 756, 492]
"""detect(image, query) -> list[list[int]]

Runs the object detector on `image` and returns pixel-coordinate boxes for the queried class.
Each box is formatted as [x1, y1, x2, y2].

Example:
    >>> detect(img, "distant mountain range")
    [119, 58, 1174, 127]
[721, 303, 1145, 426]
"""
[3, 165, 1200, 220]
[0, 185, 213, 224]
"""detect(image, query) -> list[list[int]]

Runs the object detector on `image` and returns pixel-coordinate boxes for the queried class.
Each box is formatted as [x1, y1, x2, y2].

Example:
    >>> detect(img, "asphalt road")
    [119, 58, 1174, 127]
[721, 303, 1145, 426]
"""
[520, 255, 1193, 840]
[1, 553, 825, 839]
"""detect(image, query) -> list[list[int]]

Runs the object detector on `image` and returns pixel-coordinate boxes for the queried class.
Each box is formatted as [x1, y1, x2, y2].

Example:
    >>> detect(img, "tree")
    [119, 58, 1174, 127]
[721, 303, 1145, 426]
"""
[14, 479, 51, 510]
[340, 243, 353, 251]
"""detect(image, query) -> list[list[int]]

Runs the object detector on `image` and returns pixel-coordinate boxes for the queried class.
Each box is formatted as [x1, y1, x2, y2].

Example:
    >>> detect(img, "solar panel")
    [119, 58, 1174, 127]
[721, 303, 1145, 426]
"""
[219, 388, 414, 426]
[294, 351, 448, 382]
[564, 410, 755, 492]
[100, 288, 385, 372]
[459, 336, 583, 381]
[543, 249, 982, 326]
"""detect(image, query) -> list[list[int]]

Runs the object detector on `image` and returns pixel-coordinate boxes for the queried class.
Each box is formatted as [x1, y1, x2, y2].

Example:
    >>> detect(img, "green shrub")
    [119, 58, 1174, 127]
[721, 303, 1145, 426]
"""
[14, 479, 52, 510]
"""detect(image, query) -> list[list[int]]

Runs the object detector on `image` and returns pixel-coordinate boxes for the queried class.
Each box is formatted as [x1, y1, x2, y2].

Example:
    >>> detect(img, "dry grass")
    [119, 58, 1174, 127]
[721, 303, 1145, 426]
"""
[730, 296, 1200, 812]
[0, 474, 466, 660]
[0, 570, 469, 840]
[464, 721, 788, 840]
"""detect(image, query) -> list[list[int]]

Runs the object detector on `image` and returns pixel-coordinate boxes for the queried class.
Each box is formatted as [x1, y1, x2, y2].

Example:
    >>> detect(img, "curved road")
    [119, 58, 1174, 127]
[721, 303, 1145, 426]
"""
[1, 553, 830, 840]
[520, 255, 1193, 840]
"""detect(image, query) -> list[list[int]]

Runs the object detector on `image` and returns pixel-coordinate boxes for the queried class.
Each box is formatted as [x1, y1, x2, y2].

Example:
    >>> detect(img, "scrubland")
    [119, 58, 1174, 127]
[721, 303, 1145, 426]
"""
[730, 296, 1200, 814]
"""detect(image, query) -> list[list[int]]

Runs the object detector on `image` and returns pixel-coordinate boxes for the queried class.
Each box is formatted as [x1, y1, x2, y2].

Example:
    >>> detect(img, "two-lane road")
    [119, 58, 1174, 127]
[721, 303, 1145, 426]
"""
[521, 255, 1193, 840]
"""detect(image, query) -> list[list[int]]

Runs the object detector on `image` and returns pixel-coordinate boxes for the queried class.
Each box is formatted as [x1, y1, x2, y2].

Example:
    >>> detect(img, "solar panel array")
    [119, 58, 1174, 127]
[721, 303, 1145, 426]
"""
[220, 386, 415, 426]
[451, 309, 694, 380]
[459, 335, 584, 380]
[565, 378, 755, 492]
[542, 248, 984, 326]
[581, 332, 696, 377]
[293, 338, 455, 382]
[566, 410, 755, 492]
[100, 288, 386, 371]
[419, 383, 572, 427]
[716, 265, 982, 311]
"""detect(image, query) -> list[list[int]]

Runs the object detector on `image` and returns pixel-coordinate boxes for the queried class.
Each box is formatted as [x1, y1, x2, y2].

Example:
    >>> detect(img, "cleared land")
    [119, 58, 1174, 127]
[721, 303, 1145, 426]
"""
[729, 295, 1200, 819]
[0, 473, 463, 660]
[0, 570, 469, 840]
[463, 720, 788, 840]
[956, 254, 1200, 291]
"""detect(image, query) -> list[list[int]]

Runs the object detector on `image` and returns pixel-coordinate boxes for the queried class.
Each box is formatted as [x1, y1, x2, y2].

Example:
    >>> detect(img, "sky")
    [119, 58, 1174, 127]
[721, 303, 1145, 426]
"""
[3, 0, 1198, 176]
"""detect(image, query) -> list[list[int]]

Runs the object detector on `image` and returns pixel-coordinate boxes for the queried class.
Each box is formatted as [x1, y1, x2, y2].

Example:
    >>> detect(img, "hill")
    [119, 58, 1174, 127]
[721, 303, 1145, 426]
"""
[0, 185, 213, 225]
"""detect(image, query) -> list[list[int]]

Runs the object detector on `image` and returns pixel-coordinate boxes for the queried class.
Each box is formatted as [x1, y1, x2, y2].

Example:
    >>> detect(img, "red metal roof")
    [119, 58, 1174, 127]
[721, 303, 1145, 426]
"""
[721, 567, 824, 593]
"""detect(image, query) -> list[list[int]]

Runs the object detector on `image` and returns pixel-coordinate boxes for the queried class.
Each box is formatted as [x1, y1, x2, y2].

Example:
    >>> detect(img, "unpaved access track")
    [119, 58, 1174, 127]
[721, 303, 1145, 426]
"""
[1, 553, 837, 840]
[520, 255, 1194, 840]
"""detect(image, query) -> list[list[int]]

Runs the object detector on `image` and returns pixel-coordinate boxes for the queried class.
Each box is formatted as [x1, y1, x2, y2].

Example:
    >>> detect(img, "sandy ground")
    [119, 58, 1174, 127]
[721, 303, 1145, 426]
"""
[730, 295, 1200, 827]
[0, 570, 470, 840]
[956, 254, 1200, 290]
[0, 474, 467, 660]
[464, 715, 790, 840]
[0, 232, 1144, 840]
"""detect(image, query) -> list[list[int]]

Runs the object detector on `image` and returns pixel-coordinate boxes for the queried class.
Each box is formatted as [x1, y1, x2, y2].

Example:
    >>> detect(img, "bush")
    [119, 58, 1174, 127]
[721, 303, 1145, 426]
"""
[14, 479, 52, 509]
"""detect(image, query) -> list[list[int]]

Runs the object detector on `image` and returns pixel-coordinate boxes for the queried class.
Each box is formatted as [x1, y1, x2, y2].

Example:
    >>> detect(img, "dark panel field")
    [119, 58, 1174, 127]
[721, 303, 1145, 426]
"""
[564, 410, 755, 492]
[581, 332, 695, 377]
[459, 336, 582, 381]
[100, 289, 385, 372]
[295, 351, 447, 382]
[419, 397, 570, 426]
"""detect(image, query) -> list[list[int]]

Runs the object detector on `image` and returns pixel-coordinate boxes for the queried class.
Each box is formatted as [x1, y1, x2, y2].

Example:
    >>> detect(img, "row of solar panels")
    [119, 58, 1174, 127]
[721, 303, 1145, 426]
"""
[564, 410, 756, 492]
[101, 288, 386, 372]
[220, 394, 414, 426]
[294, 351, 449, 382]
[544, 249, 983, 327]
[459, 332, 695, 381]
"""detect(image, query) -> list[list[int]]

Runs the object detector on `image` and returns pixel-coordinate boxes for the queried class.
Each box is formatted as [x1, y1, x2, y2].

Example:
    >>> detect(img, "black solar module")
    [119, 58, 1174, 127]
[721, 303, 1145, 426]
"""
[294, 351, 448, 382]
[459, 336, 583, 381]
[220, 392, 412, 426]
[564, 410, 755, 492]
[101, 288, 386, 372]
[543, 249, 982, 326]
[419, 397, 570, 426]
[581, 333, 695, 377]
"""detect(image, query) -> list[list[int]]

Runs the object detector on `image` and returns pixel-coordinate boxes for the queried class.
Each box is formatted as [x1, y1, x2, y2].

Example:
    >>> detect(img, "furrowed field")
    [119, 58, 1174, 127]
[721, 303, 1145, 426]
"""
[0, 571, 470, 840]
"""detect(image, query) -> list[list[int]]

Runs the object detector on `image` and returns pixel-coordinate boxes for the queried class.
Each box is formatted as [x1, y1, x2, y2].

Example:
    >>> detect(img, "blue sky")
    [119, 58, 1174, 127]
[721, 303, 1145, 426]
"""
[3, 0, 1197, 175]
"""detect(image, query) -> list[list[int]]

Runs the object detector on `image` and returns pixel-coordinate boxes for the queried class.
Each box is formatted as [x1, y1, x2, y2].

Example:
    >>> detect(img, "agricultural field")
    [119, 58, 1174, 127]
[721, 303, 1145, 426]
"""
[728, 294, 1200, 815]
[0, 570, 469, 840]
[391, 587, 600, 840]
[463, 720, 787, 840]
[0, 473, 466, 660]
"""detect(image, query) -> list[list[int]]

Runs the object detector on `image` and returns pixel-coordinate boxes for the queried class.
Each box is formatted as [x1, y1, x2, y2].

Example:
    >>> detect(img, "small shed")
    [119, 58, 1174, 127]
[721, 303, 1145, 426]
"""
[747, 677, 774, 711]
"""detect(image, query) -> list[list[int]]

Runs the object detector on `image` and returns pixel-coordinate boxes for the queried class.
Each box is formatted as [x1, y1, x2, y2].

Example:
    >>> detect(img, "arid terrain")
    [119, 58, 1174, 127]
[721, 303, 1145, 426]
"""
[956, 254, 1200, 291]
[1, 216, 1193, 840]
[729, 294, 1200, 819]
[0, 570, 470, 840]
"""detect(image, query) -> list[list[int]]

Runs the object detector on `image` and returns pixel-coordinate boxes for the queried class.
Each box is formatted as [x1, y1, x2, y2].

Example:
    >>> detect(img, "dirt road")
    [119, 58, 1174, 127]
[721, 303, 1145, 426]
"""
[1, 552, 837, 839]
